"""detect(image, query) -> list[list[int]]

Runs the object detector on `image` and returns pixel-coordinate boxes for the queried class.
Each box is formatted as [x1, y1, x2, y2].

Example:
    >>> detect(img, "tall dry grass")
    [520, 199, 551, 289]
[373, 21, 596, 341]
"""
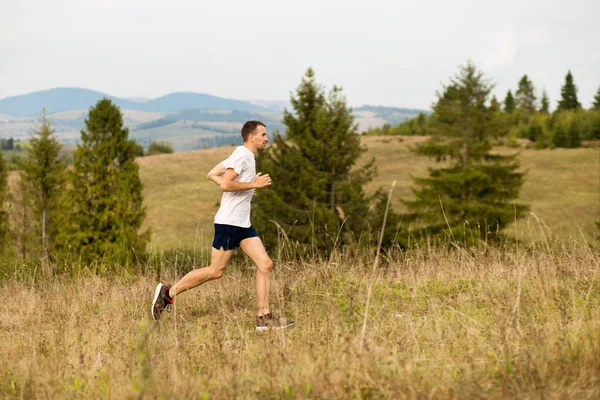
[0, 239, 598, 399]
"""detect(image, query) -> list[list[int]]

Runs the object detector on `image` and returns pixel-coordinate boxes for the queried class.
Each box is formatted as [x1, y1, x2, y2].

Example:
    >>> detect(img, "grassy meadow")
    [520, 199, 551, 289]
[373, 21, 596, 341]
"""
[1, 136, 599, 399]
[0, 243, 597, 398]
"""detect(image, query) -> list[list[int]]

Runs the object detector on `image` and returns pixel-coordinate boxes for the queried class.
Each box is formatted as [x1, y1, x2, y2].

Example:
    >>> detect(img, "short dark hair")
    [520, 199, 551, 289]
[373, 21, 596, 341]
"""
[241, 120, 266, 142]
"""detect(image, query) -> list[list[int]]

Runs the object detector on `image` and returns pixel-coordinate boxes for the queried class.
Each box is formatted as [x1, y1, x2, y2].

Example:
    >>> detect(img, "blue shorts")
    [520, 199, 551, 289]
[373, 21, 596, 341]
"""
[212, 224, 258, 250]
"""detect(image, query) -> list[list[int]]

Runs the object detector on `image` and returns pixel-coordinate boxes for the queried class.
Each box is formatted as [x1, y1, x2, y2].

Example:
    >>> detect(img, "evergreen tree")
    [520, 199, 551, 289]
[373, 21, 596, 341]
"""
[525, 114, 546, 143]
[489, 95, 509, 137]
[540, 90, 550, 114]
[515, 75, 537, 116]
[254, 68, 381, 253]
[566, 119, 582, 148]
[592, 86, 600, 111]
[590, 111, 600, 140]
[551, 119, 568, 148]
[557, 70, 581, 111]
[132, 141, 145, 157]
[415, 112, 428, 135]
[489, 95, 501, 114]
[56, 99, 147, 264]
[405, 61, 528, 242]
[503, 90, 515, 113]
[0, 152, 9, 254]
[20, 110, 66, 258]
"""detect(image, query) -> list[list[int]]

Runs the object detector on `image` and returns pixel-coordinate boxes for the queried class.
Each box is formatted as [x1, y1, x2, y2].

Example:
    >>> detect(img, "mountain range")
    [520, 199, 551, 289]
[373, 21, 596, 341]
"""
[0, 88, 266, 116]
[0, 88, 428, 151]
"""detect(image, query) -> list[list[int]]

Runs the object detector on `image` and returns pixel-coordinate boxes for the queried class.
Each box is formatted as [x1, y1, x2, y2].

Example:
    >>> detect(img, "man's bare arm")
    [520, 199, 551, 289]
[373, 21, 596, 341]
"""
[220, 168, 271, 192]
[207, 163, 226, 186]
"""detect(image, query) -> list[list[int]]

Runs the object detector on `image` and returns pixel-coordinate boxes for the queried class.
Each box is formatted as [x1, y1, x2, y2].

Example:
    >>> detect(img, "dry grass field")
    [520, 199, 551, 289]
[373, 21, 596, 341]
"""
[1, 136, 598, 399]
[138, 136, 600, 251]
[0, 243, 597, 398]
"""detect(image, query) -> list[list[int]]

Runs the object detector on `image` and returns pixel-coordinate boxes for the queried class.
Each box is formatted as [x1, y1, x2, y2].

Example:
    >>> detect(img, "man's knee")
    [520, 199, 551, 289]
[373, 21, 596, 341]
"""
[258, 259, 273, 274]
[208, 266, 224, 280]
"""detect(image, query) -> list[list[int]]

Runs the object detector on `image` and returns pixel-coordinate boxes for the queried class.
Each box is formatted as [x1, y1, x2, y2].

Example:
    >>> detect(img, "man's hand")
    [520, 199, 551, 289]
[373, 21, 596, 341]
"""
[254, 172, 272, 188]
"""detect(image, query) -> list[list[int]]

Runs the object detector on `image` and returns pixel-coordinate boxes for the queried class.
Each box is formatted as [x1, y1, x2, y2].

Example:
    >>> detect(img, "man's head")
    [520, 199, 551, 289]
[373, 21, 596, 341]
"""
[241, 120, 268, 152]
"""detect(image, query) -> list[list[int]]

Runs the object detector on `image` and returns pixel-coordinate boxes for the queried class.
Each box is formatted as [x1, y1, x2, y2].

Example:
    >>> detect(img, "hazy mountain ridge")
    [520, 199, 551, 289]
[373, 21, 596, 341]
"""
[0, 88, 428, 151]
[0, 88, 266, 116]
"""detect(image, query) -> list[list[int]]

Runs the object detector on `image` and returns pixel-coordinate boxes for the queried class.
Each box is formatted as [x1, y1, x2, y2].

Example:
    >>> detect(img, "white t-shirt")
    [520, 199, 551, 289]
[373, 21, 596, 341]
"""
[214, 146, 256, 228]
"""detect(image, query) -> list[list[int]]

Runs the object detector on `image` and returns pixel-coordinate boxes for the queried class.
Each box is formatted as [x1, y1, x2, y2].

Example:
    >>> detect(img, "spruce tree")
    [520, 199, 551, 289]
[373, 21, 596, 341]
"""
[557, 70, 581, 111]
[20, 110, 66, 258]
[415, 112, 428, 135]
[254, 68, 380, 253]
[0, 152, 9, 254]
[515, 75, 537, 117]
[540, 90, 550, 114]
[566, 119, 581, 148]
[489, 95, 509, 137]
[57, 98, 147, 264]
[489, 95, 501, 114]
[592, 86, 600, 111]
[404, 62, 529, 242]
[551, 120, 568, 148]
[503, 90, 515, 113]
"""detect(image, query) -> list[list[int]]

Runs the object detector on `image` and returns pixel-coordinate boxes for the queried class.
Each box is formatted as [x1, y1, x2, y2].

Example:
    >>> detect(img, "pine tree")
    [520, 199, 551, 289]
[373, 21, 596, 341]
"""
[540, 90, 550, 114]
[557, 70, 581, 111]
[490, 95, 510, 137]
[592, 86, 600, 111]
[566, 119, 581, 148]
[551, 120, 568, 148]
[525, 114, 547, 143]
[489, 95, 501, 114]
[503, 90, 515, 113]
[20, 110, 66, 258]
[516, 75, 537, 116]
[0, 152, 9, 254]
[405, 61, 529, 242]
[254, 68, 380, 253]
[415, 112, 428, 135]
[56, 99, 147, 264]
[515, 75, 537, 126]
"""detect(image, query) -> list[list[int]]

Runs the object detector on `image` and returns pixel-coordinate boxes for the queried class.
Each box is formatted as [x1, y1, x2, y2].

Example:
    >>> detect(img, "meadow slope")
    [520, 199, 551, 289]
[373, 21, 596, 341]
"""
[138, 136, 600, 250]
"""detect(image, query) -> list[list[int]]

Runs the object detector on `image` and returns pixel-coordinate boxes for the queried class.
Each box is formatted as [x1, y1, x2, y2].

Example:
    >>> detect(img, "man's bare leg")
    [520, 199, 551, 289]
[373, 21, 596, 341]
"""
[240, 237, 273, 316]
[168, 247, 233, 298]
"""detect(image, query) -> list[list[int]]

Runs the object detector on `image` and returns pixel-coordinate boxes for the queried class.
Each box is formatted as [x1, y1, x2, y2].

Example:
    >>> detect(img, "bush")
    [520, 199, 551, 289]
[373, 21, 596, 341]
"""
[147, 141, 174, 155]
[132, 141, 145, 157]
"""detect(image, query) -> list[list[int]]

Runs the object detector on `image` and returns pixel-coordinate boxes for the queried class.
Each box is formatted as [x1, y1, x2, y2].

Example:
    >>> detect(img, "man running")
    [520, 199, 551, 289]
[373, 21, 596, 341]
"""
[151, 120, 292, 331]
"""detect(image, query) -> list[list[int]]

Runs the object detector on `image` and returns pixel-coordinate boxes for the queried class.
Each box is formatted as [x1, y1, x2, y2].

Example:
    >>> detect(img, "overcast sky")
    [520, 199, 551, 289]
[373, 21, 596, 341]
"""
[1, 0, 599, 109]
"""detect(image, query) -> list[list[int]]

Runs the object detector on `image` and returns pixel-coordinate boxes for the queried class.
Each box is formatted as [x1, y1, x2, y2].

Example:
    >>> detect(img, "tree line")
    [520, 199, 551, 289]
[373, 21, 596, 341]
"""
[366, 71, 600, 150]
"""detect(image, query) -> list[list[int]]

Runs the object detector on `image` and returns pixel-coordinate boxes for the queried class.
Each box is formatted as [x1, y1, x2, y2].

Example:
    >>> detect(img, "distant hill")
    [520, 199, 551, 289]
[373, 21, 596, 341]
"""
[247, 99, 291, 112]
[0, 88, 266, 116]
[140, 92, 264, 113]
[0, 88, 429, 151]
[0, 88, 139, 116]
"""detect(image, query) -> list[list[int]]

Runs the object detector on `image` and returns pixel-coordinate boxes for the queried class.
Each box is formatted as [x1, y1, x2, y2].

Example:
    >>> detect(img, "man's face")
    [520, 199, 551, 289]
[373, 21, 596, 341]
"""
[251, 125, 269, 151]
